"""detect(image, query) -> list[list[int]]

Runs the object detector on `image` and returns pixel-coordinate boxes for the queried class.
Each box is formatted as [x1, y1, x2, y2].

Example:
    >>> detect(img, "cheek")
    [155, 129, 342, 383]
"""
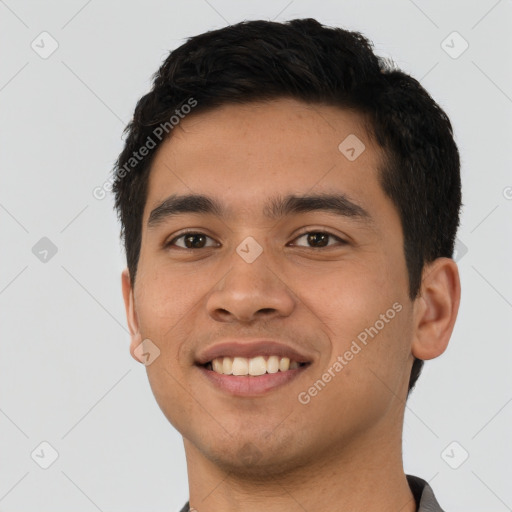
[135, 265, 198, 324]
[299, 257, 410, 375]
[133, 261, 232, 372]
[301, 258, 397, 327]
[134, 268, 203, 423]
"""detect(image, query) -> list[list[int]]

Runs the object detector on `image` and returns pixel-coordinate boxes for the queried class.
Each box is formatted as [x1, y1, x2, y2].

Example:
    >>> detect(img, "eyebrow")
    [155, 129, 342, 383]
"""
[147, 193, 374, 228]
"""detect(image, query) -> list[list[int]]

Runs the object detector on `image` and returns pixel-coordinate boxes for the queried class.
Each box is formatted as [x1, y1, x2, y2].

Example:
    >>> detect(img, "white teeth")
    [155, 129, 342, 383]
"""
[232, 357, 249, 375]
[208, 355, 305, 375]
[266, 355, 280, 374]
[222, 356, 233, 375]
[248, 356, 267, 376]
[212, 359, 224, 373]
[279, 357, 290, 372]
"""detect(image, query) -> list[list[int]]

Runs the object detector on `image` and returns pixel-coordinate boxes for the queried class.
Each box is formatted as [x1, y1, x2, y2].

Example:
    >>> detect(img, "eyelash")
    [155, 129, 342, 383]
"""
[165, 229, 348, 250]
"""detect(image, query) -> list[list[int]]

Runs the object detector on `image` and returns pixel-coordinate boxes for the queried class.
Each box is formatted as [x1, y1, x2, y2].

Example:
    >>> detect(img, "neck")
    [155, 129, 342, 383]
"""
[183, 414, 417, 512]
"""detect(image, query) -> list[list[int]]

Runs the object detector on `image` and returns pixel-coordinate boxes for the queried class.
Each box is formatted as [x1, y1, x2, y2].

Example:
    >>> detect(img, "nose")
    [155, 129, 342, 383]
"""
[206, 250, 296, 324]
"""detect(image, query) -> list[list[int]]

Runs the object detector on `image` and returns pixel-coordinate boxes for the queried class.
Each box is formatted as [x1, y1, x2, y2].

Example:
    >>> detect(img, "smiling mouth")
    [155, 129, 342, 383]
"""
[201, 355, 310, 376]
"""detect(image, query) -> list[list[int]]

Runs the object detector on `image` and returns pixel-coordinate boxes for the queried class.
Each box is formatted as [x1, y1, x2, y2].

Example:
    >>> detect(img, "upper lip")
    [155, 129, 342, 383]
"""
[195, 340, 313, 365]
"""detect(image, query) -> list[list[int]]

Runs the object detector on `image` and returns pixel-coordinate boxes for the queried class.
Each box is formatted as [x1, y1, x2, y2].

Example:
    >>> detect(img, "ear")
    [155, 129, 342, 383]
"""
[411, 257, 461, 360]
[121, 268, 143, 363]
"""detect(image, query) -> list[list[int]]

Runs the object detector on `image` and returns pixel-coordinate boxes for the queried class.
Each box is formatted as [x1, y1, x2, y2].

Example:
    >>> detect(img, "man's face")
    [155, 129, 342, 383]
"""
[124, 98, 417, 473]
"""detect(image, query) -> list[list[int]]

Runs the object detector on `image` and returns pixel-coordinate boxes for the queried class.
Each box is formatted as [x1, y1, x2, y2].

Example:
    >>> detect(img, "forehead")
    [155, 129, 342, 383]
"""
[152, 98, 375, 166]
[143, 98, 387, 222]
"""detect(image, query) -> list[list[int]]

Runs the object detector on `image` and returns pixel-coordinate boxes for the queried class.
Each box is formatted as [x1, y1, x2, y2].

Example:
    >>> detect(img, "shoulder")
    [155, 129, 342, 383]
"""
[406, 474, 446, 512]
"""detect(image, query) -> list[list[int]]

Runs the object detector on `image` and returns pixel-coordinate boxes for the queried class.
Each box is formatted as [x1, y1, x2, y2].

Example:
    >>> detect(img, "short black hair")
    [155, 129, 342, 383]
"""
[112, 18, 461, 395]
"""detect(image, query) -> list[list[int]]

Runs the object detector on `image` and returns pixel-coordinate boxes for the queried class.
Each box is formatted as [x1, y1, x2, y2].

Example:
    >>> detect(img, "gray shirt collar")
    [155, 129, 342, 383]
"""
[407, 474, 445, 511]
[179, 473, 445, 512]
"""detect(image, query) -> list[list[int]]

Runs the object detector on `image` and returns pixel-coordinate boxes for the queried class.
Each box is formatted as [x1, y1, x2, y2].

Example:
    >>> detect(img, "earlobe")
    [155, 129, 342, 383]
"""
[411, 258, 461, 361]
[121, 268, 143, 363]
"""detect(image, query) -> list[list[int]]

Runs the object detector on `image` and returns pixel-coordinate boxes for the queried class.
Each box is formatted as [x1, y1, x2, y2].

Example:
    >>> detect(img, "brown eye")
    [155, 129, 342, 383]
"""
[292, 231, 346, 248]
[167, 232, 217, 249]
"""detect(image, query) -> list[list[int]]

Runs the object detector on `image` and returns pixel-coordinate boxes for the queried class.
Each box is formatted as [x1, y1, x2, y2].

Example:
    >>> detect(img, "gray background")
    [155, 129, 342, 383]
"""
[1, 0, 511, 511]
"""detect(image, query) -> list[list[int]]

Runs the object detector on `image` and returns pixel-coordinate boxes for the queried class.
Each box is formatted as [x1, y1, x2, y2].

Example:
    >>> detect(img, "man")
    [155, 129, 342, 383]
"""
[112, 18, 461, 512]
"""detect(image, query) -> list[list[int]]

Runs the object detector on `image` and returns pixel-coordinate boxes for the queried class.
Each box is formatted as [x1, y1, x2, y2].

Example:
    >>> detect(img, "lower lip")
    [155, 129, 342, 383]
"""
[197, 364, 309, 396]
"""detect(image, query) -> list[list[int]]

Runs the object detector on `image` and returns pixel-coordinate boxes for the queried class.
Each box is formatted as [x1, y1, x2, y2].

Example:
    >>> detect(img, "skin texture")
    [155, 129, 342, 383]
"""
[121, 98, 461, 512]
